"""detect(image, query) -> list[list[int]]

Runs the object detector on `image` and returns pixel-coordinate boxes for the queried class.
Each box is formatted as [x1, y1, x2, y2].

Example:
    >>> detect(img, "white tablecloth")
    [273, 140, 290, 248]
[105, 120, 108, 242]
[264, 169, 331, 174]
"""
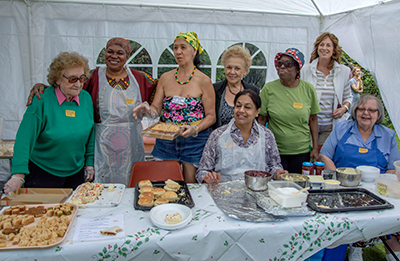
[1, 175, 400, 261]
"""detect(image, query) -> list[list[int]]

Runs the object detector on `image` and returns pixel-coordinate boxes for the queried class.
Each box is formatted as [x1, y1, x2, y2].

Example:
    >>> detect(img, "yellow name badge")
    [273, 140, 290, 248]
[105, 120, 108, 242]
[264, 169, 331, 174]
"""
[126, 98, 134, 105]
[293, 102, 303, 109]
[66, 110, 75, 117]
[359, 148, 368, 153]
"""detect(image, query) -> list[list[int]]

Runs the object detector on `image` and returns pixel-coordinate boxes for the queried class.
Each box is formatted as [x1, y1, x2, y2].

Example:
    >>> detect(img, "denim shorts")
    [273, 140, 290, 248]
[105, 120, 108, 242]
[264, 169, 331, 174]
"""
[152, 129, 210, 165]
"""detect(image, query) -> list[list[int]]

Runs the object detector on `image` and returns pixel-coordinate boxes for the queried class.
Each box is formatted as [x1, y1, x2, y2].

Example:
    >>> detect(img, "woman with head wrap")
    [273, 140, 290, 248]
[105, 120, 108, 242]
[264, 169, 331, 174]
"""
[258, 48, 320, 174]
[27, 37, 157, 186]
[133, 32, 215, 183]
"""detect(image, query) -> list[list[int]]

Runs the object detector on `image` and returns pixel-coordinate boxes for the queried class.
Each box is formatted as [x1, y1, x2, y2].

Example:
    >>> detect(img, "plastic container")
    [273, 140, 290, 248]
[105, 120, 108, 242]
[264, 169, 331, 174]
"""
[268, 181, 308, 208]
[302, 162, 313, 176]
[308, 175, 325, 189]
[375, 177, 400, 199]
[313, 162, 325, 175]
[356, 165, 380, 183]
[394, 160, 400, 182]
[324, 179, 341, 189]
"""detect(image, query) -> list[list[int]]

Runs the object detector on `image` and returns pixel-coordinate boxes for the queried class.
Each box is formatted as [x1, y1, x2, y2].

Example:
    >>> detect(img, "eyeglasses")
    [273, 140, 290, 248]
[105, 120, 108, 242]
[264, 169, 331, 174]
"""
[358, 107, 378, 113]
[276, 61, 296, 68]
[63, 75, 88, 84]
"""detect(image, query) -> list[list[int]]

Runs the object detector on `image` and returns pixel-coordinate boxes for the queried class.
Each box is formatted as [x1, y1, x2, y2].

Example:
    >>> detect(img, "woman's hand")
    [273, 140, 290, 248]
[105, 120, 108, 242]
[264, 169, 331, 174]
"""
[132, 102, 158, 120]
[26, 83, 46, 106]
[202, 172, 222, 183]
[310, 147, 319, 162]
[180, 125, 198, 138]
[85, 166, 95, 182]
[274, 169, 288, 180]
[3, 174, 25, 195]
[331, 106, 347, 119]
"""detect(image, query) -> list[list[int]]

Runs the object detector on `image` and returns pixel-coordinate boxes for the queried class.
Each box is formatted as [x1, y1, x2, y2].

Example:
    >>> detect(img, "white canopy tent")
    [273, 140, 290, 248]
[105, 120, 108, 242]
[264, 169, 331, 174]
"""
[1, 0, 400, 140]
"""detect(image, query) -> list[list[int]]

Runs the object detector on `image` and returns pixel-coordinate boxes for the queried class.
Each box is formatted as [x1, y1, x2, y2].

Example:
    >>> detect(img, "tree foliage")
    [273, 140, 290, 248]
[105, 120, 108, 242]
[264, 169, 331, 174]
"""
[341, 52, 393, 129]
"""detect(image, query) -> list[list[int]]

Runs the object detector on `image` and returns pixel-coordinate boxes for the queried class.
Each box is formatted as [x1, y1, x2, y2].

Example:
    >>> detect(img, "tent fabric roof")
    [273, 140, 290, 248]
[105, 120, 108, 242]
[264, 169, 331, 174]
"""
[1, 0, 400, 140]
[33, 0, 390, 16]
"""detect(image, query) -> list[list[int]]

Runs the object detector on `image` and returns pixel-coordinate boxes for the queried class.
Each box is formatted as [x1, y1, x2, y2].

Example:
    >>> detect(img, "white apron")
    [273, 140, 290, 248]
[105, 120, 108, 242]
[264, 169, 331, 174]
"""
[94, 67, 144, 185]
[215, 119, 266, 182]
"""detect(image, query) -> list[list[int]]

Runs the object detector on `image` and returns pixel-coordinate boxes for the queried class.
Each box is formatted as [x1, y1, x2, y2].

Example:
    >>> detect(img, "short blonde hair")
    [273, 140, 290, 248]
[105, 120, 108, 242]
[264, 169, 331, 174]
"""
[47, 52, 90, 86]
[221, 45, 252, 73]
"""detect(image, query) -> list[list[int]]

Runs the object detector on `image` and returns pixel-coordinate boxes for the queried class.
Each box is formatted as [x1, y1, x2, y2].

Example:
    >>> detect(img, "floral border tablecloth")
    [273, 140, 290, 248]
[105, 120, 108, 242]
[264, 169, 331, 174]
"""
[1, 177, 399, 261]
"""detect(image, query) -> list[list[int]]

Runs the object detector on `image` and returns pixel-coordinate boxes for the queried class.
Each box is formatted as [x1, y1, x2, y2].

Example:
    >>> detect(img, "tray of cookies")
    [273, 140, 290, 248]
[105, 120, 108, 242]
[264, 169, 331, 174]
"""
[0, 203, 77, 250]
[134, 179, 194, 210]
[67, 183, 125, 207]
[1, 188, 73, 206]
[141, 122, 182, 140]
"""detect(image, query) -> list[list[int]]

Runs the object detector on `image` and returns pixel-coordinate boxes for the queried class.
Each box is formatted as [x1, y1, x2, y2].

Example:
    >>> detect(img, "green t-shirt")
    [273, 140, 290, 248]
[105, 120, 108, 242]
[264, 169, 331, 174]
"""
[259, 79, 320, 155]
[11, 86, 95, 177]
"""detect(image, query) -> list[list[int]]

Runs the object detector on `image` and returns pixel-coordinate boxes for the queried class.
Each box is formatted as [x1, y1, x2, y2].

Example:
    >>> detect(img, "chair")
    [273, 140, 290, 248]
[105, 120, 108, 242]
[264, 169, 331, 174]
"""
[128, 160, 184, 188]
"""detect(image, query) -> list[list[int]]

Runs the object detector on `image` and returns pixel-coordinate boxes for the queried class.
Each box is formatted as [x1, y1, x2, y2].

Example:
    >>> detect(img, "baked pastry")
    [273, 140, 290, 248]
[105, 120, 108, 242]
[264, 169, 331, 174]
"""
[139, 192, 154, 199]
[151, 188, 166, 198]
[151, 122, 180, 133]
[154, 198, 169, 206]
[140, 186, 153, 193]
[162, 191, 178, 202]
[138, 196, 154, 207]
[138, 179, 152, 188]
[164, 179, 181, 192]
[107, 184, 115, 192]
[100, 226, 123, 235]
[165, 212, 182, 224]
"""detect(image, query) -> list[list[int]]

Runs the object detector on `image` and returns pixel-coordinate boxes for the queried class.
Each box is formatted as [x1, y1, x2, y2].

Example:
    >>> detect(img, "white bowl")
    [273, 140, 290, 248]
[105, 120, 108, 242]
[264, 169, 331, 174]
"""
[394, 160, 400, 182]
[356, 165, 380, 183]
[150, 203, 192, 230]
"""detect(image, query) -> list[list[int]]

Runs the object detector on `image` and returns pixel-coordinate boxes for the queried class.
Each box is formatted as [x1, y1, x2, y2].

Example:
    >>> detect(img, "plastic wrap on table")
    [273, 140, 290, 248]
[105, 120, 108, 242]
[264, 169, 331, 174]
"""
[253, 192, 316, 217]
[206, 180, 286, 222]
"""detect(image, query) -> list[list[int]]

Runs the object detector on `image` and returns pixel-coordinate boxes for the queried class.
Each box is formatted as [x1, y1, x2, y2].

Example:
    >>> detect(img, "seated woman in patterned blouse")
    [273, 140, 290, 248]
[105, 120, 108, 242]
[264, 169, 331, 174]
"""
[195, 90, 288, 183]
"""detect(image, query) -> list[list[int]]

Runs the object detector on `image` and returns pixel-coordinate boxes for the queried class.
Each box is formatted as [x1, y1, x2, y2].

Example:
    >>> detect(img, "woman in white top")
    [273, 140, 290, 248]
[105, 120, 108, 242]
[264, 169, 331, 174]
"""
[302, 32, 352, 146]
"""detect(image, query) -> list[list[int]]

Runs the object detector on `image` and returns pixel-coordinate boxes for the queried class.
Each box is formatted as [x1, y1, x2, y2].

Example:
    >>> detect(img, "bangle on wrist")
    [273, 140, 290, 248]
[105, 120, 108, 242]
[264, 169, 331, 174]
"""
[192, 126, 199, 137]
[343, 104, 349, 112]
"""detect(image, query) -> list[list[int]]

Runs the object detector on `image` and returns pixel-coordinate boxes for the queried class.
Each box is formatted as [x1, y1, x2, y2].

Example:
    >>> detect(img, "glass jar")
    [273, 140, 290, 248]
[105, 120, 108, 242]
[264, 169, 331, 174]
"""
[302, 162, 313, 176]
[313, 161, 325, 176]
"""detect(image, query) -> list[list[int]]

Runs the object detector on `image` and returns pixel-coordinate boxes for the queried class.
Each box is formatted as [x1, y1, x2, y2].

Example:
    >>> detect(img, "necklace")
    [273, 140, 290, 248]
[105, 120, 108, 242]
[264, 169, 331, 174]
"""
[227, 83, 242, 95]
[175, 66, 196, 85]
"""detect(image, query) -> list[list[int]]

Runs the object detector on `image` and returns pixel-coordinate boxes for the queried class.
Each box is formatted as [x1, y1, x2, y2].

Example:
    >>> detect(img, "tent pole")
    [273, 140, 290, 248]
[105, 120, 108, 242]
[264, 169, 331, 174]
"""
[25, 0, 35, 90]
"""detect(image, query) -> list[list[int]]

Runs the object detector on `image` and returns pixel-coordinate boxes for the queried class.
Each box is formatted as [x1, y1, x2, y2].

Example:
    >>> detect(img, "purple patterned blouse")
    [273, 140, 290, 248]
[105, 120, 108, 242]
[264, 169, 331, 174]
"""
[195, 121, 283, 183]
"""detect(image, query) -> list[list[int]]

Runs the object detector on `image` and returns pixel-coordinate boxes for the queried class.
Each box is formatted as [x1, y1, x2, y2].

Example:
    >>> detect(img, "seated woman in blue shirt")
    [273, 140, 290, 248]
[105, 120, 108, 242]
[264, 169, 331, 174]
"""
[196, 90, 287, 183]
[320, 94, 400, 260]
[320, 94, 399, 173]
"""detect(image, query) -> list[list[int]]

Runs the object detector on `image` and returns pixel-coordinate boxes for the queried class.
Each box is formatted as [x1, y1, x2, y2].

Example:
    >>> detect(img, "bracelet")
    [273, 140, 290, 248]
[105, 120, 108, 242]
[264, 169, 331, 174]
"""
[343, 104, 349, 112]
[192, 126, 199, 137]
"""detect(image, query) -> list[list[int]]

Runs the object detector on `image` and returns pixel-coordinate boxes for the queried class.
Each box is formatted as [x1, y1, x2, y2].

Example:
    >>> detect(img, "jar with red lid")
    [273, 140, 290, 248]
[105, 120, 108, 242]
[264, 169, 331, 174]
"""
[302, 162, 313, 176]
[313, 161, 325, 176]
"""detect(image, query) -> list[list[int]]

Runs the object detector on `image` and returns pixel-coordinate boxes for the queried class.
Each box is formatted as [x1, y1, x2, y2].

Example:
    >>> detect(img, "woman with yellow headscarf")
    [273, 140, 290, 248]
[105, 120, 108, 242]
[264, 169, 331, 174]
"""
[133, 32, 215, 183]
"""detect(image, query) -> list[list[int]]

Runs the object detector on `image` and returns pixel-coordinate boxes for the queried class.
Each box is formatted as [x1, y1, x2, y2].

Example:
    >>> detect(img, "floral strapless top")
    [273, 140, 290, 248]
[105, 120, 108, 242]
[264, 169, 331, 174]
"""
[161, 96, 205, 124]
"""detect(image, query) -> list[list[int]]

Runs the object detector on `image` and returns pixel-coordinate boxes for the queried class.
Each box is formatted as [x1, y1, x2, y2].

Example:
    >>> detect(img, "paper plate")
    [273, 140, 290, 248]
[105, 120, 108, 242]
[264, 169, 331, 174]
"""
[150, 203, 192, 230]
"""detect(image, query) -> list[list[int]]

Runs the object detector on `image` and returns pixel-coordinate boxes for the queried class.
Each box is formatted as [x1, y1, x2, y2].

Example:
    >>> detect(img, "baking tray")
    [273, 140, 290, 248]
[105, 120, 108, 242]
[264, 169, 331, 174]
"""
[134, 180, 194, 210]
[141, 122, 182, 141]
[0, 203, 77, 250]
[1, 188, 73, 206]
[67, 183, 125, 207]
[306, 187, 394, 213]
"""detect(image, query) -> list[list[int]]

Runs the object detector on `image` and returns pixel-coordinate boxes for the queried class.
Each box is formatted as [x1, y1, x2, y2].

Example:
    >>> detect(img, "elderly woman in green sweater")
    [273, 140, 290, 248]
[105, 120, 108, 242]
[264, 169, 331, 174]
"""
[3, 52, 95, 194]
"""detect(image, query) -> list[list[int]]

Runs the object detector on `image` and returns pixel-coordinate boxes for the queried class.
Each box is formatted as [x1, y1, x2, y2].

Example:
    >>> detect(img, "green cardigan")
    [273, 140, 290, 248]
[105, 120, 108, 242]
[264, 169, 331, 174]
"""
[11, 86, 94, 177]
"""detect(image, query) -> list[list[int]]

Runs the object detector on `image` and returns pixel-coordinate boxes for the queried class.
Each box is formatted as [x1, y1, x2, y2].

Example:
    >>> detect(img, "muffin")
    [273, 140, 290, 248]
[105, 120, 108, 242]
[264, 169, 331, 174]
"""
[151, 188, 166, 198]
[138, 196, 154, 207]
[139, 192, 154, 199]
[162, 191, 178, 202]
[140, 186, 153, 193]
[154, 198, 169, 206]
[138, 179, 152, 188]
